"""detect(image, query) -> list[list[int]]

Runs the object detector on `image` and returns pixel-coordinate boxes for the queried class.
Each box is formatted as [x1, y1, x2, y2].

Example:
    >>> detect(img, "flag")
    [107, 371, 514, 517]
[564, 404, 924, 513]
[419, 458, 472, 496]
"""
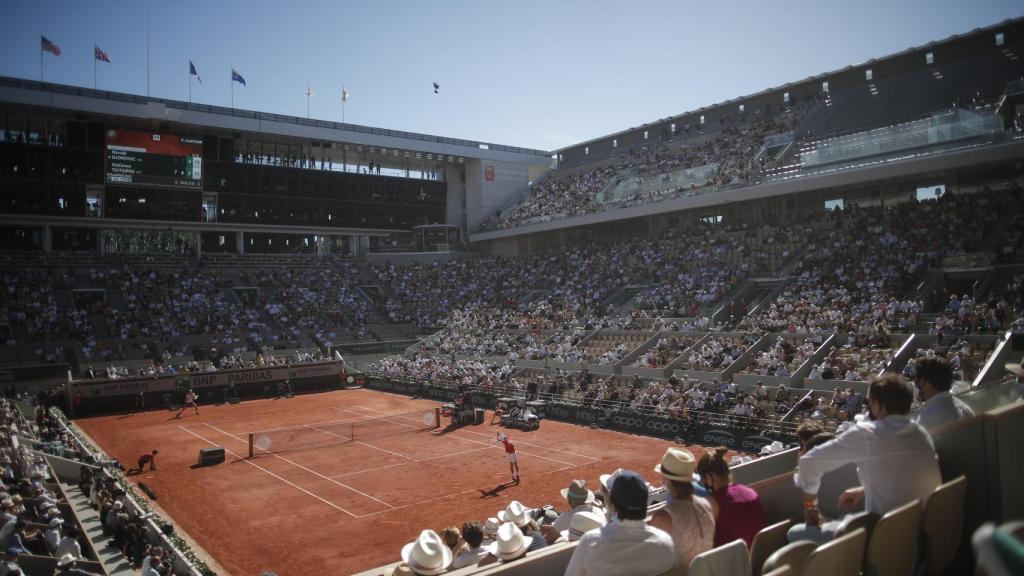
[190, 60, 201, 83]
[94, 45, 111, 63]
[41, 36, 61, 56]
[231, 68, 246, 86]
[342, 88, 349, 102]
[306, 84, 315, 98]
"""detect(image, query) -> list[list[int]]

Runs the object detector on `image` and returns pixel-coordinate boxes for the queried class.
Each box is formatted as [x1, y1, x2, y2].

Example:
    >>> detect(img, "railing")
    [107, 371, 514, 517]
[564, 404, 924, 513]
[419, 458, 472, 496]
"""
[363, 372, 805, 437]
[0, 75, 549, 157]
[31, 401, 215, 576]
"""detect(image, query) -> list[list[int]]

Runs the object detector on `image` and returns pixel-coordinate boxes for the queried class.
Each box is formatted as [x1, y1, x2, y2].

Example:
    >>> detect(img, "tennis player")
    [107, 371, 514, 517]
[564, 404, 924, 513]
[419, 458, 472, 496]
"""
[496, 433, 520, 482]
[176, 388, 200, 419]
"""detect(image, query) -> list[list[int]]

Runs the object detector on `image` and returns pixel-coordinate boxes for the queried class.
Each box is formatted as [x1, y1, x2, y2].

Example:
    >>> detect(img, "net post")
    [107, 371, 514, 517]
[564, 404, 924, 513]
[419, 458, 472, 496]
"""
[434, 407, 441, 429]
[248, 432, 254, 458]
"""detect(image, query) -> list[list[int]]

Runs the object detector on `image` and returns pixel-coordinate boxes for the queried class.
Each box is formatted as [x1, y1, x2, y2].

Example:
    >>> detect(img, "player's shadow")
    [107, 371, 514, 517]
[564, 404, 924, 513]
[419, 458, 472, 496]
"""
[478, 480, 518, 499]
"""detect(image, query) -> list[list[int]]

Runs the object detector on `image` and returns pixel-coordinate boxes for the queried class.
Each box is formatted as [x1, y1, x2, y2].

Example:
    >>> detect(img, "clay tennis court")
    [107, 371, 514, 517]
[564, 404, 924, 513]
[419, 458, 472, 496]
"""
[76, 388, 715, 576]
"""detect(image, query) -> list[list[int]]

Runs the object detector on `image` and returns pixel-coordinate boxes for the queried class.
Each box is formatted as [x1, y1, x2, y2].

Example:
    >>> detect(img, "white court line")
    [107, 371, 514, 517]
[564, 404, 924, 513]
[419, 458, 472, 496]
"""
[344, 405, 602, 462]
[177, 425, 359, 518]
[248, 412, 391, 434]
[307, 424, 416, 462]
[355, 461, 585, 519]
[455, 428, 602, 462]
[328, 446, 492, 479]
[336, 406, 579, 468]
[203, 422, 396, 510]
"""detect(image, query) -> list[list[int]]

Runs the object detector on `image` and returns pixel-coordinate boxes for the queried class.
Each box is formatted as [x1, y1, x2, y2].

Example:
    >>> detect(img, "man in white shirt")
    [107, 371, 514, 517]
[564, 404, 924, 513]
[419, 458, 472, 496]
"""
[913, 356, 975, 432]
[790, 373, 941, 543]
[54, 527, 81, 560]
[565, 470, 675, 576]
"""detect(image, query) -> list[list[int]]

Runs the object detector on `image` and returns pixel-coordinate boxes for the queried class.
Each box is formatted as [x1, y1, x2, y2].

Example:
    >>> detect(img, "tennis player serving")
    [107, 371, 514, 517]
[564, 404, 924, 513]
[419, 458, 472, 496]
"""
[495, 432, 519, 483]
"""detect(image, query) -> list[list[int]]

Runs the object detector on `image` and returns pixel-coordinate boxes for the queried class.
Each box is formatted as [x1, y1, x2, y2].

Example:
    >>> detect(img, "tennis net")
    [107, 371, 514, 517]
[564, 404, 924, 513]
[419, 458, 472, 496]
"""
[247, 408, 440, 457]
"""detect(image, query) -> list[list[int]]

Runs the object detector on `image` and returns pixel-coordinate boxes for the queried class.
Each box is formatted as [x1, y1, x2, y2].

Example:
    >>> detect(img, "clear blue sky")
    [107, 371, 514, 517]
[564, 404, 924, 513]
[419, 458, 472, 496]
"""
[3, 0, 1021, 151]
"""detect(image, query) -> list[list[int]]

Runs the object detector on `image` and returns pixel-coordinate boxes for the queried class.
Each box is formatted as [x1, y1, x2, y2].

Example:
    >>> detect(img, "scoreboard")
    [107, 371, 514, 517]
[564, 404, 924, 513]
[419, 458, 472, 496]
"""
[105, 129, 203, 188]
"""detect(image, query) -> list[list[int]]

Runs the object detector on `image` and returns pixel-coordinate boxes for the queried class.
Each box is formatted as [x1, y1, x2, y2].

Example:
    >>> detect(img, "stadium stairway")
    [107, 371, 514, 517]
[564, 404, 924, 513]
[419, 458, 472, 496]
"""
[60, 481, 137, 576]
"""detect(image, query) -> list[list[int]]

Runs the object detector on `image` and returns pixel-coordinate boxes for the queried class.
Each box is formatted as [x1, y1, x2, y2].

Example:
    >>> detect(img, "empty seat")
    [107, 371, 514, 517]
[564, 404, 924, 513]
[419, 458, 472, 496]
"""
[920, 475, 968, 574]
[751, 520, 793, 576]
[803, 527, 867, 576]
[689, 538, 751, 576]
[762, 541, 817, 575]
[865, 500, 921, 576]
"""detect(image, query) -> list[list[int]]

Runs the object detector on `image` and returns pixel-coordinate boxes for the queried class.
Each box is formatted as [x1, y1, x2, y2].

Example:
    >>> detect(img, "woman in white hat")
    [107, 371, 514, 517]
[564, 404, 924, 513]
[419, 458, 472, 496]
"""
[650, 447, 715, 575]
[400, 530, 453, 575]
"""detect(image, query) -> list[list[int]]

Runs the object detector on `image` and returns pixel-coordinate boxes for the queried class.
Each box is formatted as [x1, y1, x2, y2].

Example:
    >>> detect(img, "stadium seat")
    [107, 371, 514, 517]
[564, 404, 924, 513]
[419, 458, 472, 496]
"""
[750, 519, 793, 576]
[762, 541, 816, 575]
[833, 510, 879, 540]
[920, 475, 968, 574]
[689, 538, 751, 576]
[864, 500, 921, 576]
[803, 527, 866, 576]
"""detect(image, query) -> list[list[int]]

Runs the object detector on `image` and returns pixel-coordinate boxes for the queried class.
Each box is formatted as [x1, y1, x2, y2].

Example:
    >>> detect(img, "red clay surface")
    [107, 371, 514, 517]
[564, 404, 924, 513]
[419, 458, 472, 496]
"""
[76, 389, 718, 576]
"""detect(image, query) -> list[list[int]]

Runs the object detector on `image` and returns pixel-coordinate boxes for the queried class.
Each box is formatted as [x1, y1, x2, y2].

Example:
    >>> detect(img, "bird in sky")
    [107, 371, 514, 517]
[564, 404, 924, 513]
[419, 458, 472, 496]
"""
[433, 82, 440, 94]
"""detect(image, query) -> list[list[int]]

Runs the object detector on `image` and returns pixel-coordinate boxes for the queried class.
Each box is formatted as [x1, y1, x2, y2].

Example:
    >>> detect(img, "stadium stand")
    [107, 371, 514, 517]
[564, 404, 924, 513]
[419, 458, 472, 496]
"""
[2, 15, 1024, 576]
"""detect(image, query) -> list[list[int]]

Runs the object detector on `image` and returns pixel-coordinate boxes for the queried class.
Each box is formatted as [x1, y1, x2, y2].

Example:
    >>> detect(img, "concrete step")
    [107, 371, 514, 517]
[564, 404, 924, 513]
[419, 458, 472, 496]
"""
[60, 481, 138, 576]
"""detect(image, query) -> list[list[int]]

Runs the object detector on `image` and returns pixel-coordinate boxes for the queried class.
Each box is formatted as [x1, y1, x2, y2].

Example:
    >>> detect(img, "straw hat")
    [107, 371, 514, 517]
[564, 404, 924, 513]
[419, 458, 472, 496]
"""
[400, 530, 453, 576]
[497, 500, 531, 527]
[482, 517, 500, 538]
[486, 522, 529, 562]
[560, 479, 595, 505]
[653, 448, 696, 482]
[57, 554, 75, 567]
[598, 468, 625, 493]
[560, 510, 605, 542]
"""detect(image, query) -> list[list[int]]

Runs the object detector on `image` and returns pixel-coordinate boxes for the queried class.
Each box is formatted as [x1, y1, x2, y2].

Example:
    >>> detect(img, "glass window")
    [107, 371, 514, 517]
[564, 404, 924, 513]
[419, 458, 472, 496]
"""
[738, 104, 745, 113]
[643, 130, 648, 140]
[612, 139, 617, 148]
[670, 123, 676, 133]
[783, 92, 790, 103]
[865, 69, 873, 81]
[925, 52, 934, 65]
[824, 198, 844, 211]
[699, 115, 705, 125]
[996, 32, 1005, 46]
[916, 184, 945, 202]
[822, 81, 830, 93]
[584, 146, 589, 155]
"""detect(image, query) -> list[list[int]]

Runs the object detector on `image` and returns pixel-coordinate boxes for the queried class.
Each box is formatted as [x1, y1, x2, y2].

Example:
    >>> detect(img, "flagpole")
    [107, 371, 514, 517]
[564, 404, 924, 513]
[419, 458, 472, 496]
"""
[342, 85, 346, 123]
[40, 33, 43, 83]
[231, 67, 234, 109]
[94, 45, 97, 90]
[145, 2, 151, 97]
[188, 60, 192, 104]
[306, 80, 310, 119]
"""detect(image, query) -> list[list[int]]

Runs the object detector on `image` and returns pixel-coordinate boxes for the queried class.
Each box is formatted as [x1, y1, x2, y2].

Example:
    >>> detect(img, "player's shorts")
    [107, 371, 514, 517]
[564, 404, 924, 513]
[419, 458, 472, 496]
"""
[507, 453, 518, 463]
